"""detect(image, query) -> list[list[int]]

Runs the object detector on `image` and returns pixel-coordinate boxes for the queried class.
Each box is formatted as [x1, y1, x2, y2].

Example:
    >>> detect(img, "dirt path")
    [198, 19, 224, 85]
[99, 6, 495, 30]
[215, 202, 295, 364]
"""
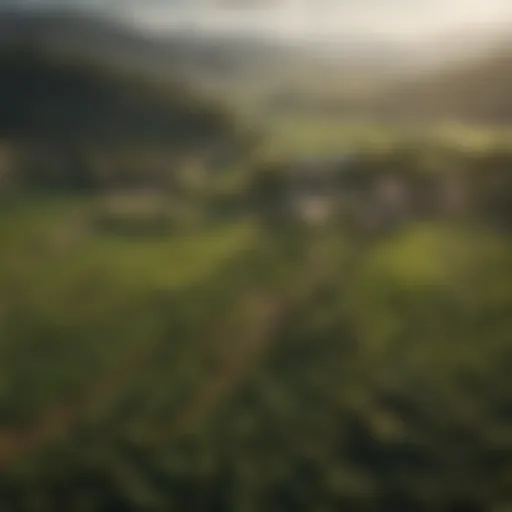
[0, 290, 286, 469]
[0, 235, 347, 469]
[161, 292, 284, 440]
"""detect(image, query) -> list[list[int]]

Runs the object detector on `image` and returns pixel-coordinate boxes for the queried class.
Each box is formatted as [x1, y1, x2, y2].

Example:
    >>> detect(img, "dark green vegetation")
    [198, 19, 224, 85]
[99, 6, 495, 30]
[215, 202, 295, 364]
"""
[2, 157, 512, 510]
[0, 47, 239, 192]
[1, 23, 512, 511]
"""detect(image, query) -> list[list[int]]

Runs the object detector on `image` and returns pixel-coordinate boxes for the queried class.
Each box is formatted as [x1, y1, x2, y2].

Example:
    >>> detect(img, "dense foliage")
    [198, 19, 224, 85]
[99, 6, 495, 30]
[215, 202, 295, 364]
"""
[0, 47, 237, 191]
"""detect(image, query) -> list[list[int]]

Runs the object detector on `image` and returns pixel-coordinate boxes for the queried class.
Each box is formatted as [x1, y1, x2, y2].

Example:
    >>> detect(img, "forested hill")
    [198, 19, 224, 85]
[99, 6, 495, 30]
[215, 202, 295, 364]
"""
[0, 47, 237, 190]
[0, 8, 178, 81]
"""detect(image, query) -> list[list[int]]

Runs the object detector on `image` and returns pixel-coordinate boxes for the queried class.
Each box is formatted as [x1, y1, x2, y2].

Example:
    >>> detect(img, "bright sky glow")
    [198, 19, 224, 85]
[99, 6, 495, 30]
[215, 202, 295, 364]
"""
[6, 0, 512, 41]
[115, 0, 512, 40]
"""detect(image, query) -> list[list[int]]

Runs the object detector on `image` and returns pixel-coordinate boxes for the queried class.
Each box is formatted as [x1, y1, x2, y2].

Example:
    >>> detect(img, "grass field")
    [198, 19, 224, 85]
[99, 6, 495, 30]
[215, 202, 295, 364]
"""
[2, 141, 512, 509]
[260, 116, 512, 157]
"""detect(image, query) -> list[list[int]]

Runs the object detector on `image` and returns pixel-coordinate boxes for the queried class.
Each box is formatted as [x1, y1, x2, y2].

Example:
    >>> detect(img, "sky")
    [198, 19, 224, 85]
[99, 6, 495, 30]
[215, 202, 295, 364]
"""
[6, 0, 512, 41]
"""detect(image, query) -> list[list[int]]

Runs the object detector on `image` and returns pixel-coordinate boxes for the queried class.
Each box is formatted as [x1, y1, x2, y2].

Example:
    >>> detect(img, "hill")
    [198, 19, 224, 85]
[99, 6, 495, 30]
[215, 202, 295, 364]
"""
[2, 6, 512, 120]
[377, 49, 512, 124]
[0, 45, 236, 190]
[0, 8, 311, 88]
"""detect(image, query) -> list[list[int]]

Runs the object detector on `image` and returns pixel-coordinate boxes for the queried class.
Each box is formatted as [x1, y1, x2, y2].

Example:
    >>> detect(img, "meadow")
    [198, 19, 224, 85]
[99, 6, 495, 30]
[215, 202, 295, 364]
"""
[1, 130, 512, 510]
[2, 45, 512, 510]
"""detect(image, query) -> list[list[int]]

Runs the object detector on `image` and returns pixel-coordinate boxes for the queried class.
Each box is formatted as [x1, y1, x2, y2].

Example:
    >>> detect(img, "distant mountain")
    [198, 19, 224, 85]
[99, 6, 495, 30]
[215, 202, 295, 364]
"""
[2, 7, 507, 83]
[0, 8, 182, 81]
[377, 48, 512, 124]
[0, 7, 383, 107]
[1, 5, 511, 123]
[0, 8, 306, 79]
